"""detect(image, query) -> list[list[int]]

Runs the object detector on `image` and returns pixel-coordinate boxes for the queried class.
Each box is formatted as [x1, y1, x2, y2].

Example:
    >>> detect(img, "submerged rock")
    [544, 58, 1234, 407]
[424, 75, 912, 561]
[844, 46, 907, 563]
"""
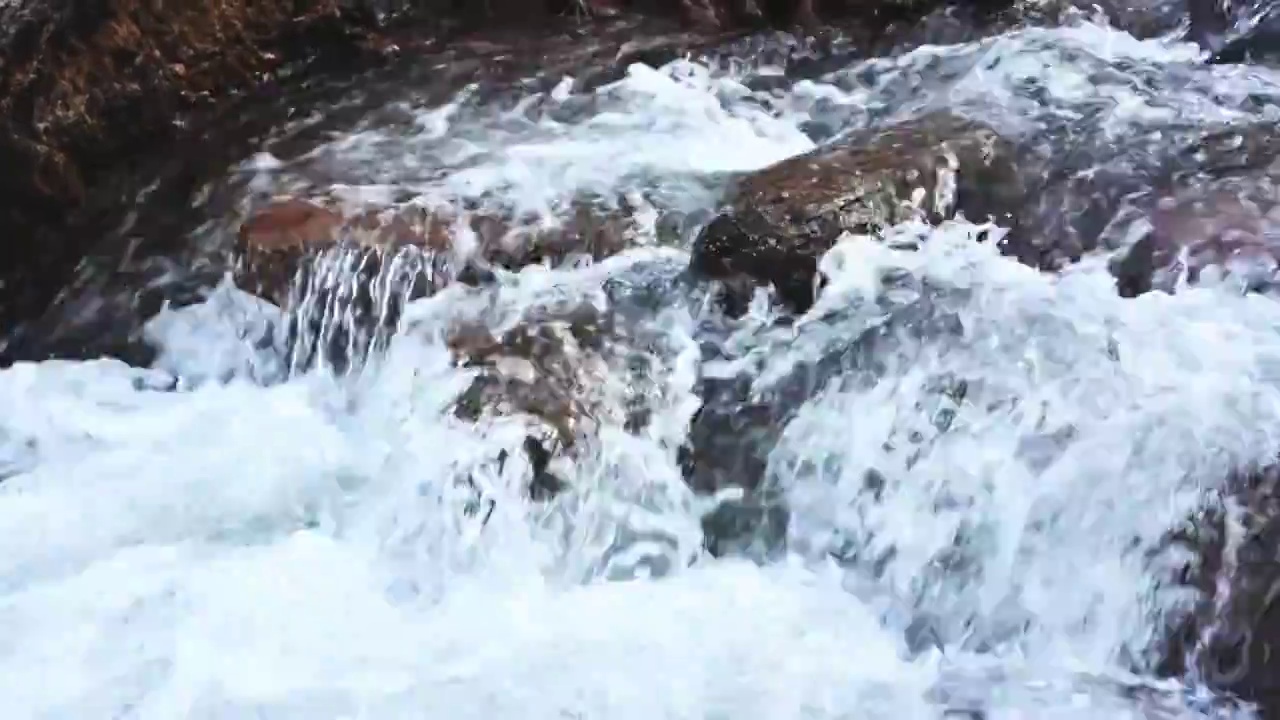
[997, 0, 1216, 41]
[1202, 0, 1280, 64]
[444, 292, 677, 502]
[1155, 463, 1280, 713]
[448, 302, 615, 454]
[1010, 116, 1280, 299]
[471, 197, 640, 273]
[680, 370, 793, 557]
[681, 265, 966, 558]
[1107, 172, 1280, 297]
[689, 111, 1025, 314]
[1059, 122, 1280, 296]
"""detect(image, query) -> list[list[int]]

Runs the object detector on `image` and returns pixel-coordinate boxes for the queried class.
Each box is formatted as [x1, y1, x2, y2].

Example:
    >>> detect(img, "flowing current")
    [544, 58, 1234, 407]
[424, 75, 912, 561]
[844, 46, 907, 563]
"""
[5, 16, 1280, 720]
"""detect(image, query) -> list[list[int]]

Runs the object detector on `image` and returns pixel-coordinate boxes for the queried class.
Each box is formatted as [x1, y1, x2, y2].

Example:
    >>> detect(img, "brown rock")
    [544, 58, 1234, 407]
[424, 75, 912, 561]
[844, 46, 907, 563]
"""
[484, 199, 637, 271]
[235, 198, 345, 307]
[689, 111, 1026, 314]
[0, 0, 396, 346]
[240, 199, 345, 252]
[234, 194, 640, 306]
[234, 198, 453, 306]
[678, 0, 724, 28]
[446, 301, 639, 501]
[233, 196, 460, 373]
[450, 306, 610, 441]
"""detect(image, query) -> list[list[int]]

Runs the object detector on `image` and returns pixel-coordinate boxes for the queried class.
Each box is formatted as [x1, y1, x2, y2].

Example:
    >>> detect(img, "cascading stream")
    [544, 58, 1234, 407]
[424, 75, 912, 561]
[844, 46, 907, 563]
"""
[3, 14, 1280, 720]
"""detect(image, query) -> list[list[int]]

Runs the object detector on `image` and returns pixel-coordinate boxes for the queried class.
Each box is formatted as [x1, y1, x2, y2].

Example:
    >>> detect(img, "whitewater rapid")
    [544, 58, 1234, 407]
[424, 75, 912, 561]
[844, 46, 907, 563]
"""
[3, 16, 1280, 720]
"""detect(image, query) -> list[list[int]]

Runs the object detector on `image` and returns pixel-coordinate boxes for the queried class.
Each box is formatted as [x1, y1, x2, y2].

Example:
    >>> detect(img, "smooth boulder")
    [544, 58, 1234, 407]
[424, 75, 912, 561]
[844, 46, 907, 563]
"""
[689, 111, 1025, 314]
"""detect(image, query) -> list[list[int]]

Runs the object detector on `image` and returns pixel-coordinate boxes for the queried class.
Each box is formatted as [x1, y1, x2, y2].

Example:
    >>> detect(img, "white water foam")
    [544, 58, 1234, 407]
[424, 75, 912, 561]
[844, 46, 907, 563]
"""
[4, 19, 1280, 720]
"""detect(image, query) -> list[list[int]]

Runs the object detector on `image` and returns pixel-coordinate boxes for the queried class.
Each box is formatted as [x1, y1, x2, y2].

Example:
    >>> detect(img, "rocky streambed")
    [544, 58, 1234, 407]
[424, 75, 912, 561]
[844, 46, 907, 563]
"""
[5, 1, 1280, 718]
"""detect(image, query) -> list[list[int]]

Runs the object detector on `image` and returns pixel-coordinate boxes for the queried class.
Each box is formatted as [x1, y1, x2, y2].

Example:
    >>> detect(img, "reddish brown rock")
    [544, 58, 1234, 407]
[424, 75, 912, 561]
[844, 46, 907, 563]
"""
[234, 193, 642, 305]
[230, 196, 457, 372]
[484, 200, 637, 271]
[445, 300, 656, 501]
[234, 198, 451, 306]
[230, 191, 648, 375]
[690, 111, 1027, 314]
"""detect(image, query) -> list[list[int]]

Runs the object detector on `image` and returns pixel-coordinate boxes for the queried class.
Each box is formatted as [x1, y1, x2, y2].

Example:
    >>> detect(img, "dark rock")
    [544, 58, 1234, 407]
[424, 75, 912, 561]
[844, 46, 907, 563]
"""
[689, 111, 1025, 314]
[681, 264, 966, 558]
[1106, 170, 1280, 297]
[445, 295, 674, 502]
[0, 0, 405, 357]
[1202, 0, 1280, 64]
[1155, 463, 1280, 715]
[1014, 119, 1280, 289]
[681, 370, 793, 557]
[1025, 121, 1280, 297]
[997, 0, 1203, 39]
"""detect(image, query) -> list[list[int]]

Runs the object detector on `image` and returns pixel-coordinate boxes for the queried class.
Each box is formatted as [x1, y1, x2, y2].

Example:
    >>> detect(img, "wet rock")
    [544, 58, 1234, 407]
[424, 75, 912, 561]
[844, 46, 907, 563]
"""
[446, 296, 672, 501]
[478, 197, 640, 273]
[678, 0, 769, 28]
[437, 257, 697, 505]
[1155, 463, 1280, 715]
[1014, 118, 1280, 286]
[680, 370, 793, 557]
[448, 303, 615, 452]
[1077, 123, 1280, 296]
[1202, 0, 1280, 64]
[681, 271, 964, 558]
[0, 0, 400, 349]
[1006, 0, 1278, 63]
[662, 0, 1018, 33]
[233, 197, 458, 373]
[1107, 174, 1280, 297]
[689, 111, 1025, 314]
[236, 199, 348, 306]
[235, 198, 453, 305]
[996, 0, 1205, 39]
[234, 193, 642, 308]
[874, 4, 1014, 52]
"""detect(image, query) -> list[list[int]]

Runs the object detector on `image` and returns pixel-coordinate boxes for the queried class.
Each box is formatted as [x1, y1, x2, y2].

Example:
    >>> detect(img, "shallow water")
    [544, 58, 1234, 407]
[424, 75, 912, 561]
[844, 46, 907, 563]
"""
[4, 13, 1280, 720]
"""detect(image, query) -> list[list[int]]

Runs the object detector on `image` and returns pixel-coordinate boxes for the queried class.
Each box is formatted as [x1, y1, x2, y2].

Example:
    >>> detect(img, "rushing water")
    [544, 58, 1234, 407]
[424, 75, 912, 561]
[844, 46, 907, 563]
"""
[5, 13, 1280, 720]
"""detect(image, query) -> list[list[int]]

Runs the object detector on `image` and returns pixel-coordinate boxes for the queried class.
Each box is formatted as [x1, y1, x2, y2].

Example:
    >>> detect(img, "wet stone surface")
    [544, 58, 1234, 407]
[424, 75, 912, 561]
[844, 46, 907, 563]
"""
[11, 8, 1280, 718]
[689, 110, 1026, 314]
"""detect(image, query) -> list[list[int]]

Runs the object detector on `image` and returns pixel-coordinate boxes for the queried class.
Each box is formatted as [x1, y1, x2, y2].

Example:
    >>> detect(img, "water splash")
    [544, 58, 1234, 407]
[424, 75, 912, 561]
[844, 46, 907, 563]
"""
[4, 18, 1280, 720]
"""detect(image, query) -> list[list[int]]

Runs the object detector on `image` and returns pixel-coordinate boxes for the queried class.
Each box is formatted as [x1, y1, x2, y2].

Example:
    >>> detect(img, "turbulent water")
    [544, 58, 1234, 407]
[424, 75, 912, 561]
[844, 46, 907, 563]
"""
[6, 13, 1280, 720]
